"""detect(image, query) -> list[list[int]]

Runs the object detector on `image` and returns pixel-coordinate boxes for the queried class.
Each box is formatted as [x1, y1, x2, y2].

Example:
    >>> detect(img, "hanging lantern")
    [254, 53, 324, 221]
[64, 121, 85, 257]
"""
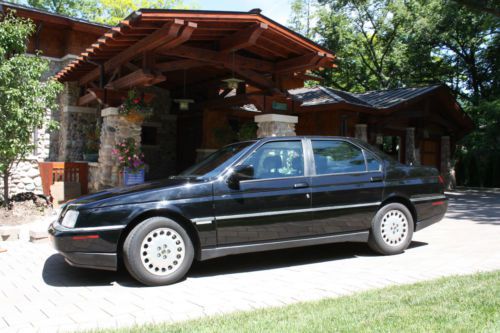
[223, 52, 245, 90]
[175, 69, 194, 111]
[174, 98, 195, 111]
[222, 78, 245, 90]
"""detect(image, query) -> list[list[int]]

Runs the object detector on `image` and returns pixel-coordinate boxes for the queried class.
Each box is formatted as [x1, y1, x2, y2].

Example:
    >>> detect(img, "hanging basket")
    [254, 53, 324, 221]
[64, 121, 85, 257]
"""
[123, 108, 153, 123]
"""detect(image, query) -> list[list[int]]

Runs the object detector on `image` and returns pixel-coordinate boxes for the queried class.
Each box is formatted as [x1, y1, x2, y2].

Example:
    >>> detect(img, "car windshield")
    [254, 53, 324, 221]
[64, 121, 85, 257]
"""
[176, 141, 255, 179]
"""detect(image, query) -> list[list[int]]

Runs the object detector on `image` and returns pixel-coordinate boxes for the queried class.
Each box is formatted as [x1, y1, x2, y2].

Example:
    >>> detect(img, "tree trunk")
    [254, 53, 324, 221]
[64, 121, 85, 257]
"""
[2, 171, 9, 208]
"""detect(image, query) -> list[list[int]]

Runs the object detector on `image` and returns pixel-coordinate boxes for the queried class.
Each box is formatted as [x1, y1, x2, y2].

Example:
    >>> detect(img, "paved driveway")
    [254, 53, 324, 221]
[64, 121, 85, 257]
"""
[1, 190, 500, 332]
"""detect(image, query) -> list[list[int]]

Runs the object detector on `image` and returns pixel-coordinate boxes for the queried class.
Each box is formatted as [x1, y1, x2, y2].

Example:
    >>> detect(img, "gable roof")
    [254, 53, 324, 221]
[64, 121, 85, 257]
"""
[288, 85, 443, 109]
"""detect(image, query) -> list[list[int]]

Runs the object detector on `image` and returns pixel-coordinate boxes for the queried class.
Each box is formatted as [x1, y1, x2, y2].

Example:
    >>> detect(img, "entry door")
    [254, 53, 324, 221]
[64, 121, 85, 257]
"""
[308, 139, 384, 234]
[213, 140, 312, 246]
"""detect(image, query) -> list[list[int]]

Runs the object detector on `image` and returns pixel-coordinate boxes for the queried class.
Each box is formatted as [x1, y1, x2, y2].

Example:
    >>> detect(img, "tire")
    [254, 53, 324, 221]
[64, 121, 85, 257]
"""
[123, 217, 194, 286]
[368, 203, 414, 255]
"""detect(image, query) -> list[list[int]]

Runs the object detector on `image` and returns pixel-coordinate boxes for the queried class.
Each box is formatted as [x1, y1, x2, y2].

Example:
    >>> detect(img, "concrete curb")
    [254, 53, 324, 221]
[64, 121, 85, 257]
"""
[0, 226, 20, 241]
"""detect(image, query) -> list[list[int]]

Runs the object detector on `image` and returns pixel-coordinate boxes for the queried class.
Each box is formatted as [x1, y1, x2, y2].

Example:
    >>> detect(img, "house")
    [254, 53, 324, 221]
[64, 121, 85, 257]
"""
[1, 3, 473, 199]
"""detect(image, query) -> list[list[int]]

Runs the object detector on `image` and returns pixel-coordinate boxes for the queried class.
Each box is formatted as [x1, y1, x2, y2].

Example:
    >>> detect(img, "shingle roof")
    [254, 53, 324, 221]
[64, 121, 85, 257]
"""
[288, 85, 442, 110]
[355, 85, 441, 108]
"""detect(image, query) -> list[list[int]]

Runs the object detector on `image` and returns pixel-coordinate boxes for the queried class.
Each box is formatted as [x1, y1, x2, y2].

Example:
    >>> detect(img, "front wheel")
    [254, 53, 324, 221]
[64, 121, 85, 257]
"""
[123, 217, 194, 286]
[368, 203, 414, 255]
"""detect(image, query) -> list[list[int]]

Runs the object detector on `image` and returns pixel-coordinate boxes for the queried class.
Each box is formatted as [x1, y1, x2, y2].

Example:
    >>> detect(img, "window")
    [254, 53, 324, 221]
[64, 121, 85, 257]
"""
[312, 140, 366, 174]
[243, 141, 304, 179]
[364, 150, 382, 172]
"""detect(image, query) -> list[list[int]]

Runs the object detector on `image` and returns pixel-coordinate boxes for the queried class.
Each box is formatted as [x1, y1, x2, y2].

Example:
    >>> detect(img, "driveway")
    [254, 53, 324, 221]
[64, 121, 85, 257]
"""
[1, 190, 499, 332]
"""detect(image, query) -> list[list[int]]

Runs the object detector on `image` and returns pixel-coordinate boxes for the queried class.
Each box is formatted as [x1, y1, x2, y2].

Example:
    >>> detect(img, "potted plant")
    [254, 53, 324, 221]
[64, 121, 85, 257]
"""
[82, 124, 100, 162]
[118, 89, 153, 123]
[112, 138, 146, 186]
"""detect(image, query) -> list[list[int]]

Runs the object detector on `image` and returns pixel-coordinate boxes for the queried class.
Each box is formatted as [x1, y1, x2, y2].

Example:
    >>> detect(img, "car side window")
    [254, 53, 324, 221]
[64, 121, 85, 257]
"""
[364, 150, 382, 172]
[243, 141, 304, 179]
[312, 140, 366, 175]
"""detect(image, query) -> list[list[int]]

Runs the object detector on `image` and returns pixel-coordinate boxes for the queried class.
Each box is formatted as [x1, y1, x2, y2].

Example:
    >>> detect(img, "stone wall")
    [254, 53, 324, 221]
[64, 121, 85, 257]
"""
[0, 111, 52, 198]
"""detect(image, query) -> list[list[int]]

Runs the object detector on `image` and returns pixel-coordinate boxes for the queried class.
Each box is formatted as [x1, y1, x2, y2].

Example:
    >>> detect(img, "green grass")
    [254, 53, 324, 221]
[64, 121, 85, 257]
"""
[93, 271, 500, 333]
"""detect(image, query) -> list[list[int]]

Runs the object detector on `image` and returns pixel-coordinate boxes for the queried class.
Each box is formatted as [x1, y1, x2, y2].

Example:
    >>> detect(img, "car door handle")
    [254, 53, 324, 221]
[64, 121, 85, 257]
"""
[293, 182, 309, 189]
[370, 176, 383, 182]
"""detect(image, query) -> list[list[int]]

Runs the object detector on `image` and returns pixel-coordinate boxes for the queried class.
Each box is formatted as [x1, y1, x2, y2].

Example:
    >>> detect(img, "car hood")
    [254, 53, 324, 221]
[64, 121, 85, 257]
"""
[71, 178, 211, 209]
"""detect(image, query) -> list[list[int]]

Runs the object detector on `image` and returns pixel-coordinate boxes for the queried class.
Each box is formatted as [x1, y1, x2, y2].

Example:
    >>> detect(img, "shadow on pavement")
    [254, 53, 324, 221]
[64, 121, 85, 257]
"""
[446, 190, 500, 226]
[43, 240, 428, 287]
[42, 254, 141, 288]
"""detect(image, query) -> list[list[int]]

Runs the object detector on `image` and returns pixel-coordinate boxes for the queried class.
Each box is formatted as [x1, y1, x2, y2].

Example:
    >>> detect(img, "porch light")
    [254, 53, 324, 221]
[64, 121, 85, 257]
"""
[222, 52, 245, 90]
[222, 78, 245, 90]
[175, 69, 194, 110]
[174, 98, 195, 111]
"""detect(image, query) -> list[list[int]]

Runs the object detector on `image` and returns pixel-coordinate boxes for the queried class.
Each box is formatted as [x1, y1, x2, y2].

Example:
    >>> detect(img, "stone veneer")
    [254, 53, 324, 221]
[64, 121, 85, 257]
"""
[254, 114, 298, 138]
[96, 107, 143, 189]
[0, 112, 52, 199]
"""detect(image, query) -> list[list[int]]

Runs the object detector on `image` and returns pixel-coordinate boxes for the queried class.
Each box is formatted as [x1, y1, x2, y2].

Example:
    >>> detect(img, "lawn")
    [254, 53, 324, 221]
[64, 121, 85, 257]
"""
[93, 270, 500, 333]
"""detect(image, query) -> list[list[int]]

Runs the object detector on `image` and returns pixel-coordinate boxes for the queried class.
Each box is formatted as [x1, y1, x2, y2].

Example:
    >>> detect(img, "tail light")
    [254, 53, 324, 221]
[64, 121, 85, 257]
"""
[438, 175, 445, 185]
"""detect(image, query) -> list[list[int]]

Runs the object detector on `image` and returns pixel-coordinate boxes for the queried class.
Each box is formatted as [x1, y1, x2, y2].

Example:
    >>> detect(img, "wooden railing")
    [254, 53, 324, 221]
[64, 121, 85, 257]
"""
[38, 162, 89, 197]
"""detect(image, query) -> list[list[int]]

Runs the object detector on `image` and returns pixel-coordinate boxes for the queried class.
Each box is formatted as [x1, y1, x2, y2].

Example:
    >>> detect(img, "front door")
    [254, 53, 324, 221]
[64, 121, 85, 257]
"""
[308, 139, 384, 234]
[213, 139, 312, 245]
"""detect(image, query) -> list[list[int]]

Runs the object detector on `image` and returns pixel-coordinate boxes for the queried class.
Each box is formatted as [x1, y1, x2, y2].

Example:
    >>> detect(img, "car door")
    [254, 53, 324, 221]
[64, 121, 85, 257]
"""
[213, 139, 312, 246]
[308, 138, 384, 234]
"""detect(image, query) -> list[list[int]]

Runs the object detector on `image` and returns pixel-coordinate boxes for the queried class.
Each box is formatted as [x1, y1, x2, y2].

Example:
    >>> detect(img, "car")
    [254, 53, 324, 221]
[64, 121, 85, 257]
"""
[49, 136, 448, 286]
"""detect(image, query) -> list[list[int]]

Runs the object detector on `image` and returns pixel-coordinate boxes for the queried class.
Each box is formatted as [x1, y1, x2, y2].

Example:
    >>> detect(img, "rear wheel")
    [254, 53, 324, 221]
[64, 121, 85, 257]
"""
[123, 217, 194, 286]
[368, 203, 414, 255]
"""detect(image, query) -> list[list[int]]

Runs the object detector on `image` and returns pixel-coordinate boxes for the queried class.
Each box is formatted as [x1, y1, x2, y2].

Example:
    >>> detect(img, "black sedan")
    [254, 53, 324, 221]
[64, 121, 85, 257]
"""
[49, 136, 447, 286]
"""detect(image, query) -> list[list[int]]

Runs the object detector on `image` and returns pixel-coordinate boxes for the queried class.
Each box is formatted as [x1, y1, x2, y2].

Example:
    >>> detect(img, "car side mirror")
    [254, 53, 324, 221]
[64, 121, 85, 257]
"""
[227, 165, 254, 189]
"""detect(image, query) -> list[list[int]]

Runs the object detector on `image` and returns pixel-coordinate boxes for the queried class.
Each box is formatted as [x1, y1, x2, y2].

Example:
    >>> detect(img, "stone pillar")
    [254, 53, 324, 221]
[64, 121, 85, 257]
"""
[355, 124, 368, 142]
[405, 127, 418, 165]
[58, 106, 98, 161]
[254, 114, 298, 138]
[97, 107, 143, 189]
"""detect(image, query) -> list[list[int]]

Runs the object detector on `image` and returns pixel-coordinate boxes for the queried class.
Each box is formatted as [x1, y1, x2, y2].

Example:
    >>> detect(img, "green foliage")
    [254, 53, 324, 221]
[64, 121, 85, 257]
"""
[93, 0, 187, 25]
[22, 0, 100, 20]
[237, 122, 257, 141]
[0, 11, 62, 203]
[14, 0, 188, 25]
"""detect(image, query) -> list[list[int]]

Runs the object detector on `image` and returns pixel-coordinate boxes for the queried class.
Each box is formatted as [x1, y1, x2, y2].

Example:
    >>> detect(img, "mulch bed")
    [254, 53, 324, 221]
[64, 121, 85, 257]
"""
[0, 192, 53, 226]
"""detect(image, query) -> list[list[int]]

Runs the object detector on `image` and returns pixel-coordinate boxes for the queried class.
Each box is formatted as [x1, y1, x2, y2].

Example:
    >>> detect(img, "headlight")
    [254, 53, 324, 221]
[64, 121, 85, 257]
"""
[61, 210, 79, 228]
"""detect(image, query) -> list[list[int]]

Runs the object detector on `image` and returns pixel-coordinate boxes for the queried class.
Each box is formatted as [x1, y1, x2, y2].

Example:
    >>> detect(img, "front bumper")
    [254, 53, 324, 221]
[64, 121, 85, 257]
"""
[48, 221, 125, 271]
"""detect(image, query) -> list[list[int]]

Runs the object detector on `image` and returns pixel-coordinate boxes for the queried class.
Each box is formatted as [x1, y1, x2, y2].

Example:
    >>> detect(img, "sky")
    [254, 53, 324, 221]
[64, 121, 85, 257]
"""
[186, 0, 292, 25]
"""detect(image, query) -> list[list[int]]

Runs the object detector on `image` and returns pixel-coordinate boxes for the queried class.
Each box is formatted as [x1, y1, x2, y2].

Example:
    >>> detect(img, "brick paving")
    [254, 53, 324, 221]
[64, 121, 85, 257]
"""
[1, 189, 499, 332]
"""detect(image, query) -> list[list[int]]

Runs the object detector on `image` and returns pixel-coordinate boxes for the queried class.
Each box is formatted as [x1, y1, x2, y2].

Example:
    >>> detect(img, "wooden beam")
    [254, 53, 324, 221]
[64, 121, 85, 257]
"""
[105, 69, 165, 90]
[80, 19, 184, 85]
[154, 59, 203, 72]
[156, 22, 197, 52]
[159, 45, 274, 72]
[275, 52, 323, 74]
[232, 67, 277, 91]
[219, 22, 267, 52]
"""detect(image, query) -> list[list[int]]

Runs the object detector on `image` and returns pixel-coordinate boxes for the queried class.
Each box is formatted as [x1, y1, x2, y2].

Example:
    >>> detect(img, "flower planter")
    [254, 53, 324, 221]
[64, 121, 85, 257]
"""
[123, 168, 145, 186]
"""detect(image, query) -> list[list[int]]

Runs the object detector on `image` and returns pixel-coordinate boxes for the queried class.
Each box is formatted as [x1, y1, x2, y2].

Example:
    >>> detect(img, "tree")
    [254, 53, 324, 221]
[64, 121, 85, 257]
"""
[94, 0, 187, 25]
[288, 0, 316, 38]
[0, 11, 62, 207]
[23, 0, 100, 20]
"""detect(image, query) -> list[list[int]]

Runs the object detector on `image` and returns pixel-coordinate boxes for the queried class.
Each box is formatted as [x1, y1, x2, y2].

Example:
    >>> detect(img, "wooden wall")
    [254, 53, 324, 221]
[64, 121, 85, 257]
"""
[296, 109, 358, 137]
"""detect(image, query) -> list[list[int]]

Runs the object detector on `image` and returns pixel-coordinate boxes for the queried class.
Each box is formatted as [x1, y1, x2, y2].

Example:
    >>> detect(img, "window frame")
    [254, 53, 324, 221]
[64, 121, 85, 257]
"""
[309, 138, 383, 177]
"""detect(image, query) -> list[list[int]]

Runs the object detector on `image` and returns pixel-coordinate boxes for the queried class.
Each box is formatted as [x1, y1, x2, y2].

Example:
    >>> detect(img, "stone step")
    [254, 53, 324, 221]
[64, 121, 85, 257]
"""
[29, 229, 49, 243]
[0, 226, 20, 241]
